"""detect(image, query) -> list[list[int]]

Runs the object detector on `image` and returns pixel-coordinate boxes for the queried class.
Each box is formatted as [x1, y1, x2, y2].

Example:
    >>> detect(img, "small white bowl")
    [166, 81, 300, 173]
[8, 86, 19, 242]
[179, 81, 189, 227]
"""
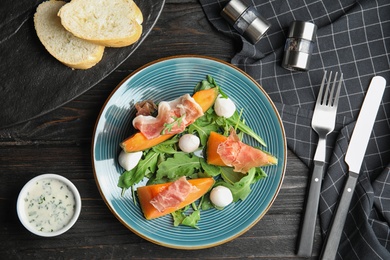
[16, 174, 82, 237]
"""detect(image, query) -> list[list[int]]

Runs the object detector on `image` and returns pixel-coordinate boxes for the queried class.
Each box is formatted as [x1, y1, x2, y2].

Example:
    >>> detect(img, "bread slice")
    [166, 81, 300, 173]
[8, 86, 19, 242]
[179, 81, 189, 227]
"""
[34, 0, 105, 69]
[58, 0, 143, 48]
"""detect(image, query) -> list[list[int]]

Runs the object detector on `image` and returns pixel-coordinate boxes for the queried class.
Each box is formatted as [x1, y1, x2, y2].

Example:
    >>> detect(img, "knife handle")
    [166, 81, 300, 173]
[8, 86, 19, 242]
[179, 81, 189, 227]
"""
[320, 172, 359, 260]
[297, 160, 325, 257]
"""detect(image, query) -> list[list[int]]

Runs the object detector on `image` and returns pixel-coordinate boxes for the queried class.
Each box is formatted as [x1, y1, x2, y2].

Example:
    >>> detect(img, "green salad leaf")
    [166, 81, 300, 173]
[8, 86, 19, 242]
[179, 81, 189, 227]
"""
[199, 158, 220, 177]
[181, 210, 201, 229]
[156, 153, 201, 180]
[171, 205, 201, 229]
[226, 110, 267, 147]
[118, 150, 159, 194]
[218, 167, 268, 202]
[188, 111, 219, 146]
[194, 74, 218, 92]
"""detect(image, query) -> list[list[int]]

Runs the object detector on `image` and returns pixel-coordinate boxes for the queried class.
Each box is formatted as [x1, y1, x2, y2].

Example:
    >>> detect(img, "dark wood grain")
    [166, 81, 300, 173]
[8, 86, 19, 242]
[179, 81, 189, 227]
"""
[0, 0, 320, 259]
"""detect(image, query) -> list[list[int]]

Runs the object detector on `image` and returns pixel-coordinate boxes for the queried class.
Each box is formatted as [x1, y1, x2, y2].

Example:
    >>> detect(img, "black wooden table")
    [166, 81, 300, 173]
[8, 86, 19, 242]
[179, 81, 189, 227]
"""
[0, 1, 322, 258]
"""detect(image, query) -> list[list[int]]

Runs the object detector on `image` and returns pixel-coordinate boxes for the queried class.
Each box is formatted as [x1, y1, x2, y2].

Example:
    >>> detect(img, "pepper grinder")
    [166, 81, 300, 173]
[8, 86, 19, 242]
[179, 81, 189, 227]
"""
[282, 21, 317, 71]
[221, 0, 271, 44]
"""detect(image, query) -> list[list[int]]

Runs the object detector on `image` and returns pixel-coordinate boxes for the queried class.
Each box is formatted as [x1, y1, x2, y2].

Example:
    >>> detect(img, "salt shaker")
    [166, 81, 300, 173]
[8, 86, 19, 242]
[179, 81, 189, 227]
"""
[221, 0, 271, 44]
[282, 21, 317, 71]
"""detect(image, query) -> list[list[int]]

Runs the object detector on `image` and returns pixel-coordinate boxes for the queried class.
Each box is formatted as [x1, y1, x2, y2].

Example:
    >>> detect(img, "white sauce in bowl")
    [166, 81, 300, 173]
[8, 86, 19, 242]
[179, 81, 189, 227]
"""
[24, 178, 76, 233]
[17, 174, 81, 237]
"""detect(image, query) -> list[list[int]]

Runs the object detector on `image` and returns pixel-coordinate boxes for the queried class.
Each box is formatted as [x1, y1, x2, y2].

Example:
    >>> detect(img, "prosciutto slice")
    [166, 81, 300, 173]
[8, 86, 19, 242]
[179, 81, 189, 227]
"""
[150, 177, 196, 212]
[134, 100, 157, 116]
[217, 129, 271, 173]
[132, 94, 203, 140]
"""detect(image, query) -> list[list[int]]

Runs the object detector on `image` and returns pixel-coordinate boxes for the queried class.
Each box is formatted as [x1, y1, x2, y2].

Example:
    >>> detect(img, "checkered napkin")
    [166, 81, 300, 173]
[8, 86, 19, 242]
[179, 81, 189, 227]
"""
[200, 0, 390, 258]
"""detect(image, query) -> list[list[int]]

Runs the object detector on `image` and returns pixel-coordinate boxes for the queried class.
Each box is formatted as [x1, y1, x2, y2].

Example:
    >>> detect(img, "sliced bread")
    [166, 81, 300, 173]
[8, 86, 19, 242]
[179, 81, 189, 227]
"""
[34, 0, 105, 69]
[58, 0, 143, 48]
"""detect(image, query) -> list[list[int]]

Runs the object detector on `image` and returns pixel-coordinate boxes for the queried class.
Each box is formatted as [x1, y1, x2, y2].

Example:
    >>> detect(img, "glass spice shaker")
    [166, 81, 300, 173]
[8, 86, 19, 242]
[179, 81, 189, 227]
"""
[282, 21, 317, 71]
[221, 0, 271, 45]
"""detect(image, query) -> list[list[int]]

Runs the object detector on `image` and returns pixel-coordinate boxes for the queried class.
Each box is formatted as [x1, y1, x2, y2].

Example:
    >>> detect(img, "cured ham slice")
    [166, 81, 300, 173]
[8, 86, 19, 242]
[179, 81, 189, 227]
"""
[216, 129, 276, 173]
[134, 100, 157, 116]
[132, 94, 203, 140]
[149, 177, 197, 212]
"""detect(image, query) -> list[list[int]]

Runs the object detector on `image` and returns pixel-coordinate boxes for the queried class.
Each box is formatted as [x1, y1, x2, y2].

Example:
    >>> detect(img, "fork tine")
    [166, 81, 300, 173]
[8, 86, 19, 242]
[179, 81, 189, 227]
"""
[332, 73, 343, 107]
[316, 71, 327, 105]
[322, 71, 333, 105]
[328, 72, 338, 105]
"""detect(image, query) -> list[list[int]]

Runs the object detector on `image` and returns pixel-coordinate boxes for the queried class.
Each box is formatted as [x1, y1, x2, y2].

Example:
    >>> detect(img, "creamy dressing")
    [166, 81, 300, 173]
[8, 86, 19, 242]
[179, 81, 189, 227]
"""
[23, 178, 76, 233]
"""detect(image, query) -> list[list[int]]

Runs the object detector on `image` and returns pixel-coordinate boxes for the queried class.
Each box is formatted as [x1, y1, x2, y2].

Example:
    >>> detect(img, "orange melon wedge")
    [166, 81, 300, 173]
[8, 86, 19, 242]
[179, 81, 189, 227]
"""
[192, 87, 219, 112]
[137, 178, 215, 220]
[206, 131, 277, 168]
[120, 132, 173, 152]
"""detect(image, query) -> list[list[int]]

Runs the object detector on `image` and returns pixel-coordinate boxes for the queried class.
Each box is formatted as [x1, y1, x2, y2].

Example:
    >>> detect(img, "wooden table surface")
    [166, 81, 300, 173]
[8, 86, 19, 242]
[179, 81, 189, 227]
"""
[0, 1, 322, 258]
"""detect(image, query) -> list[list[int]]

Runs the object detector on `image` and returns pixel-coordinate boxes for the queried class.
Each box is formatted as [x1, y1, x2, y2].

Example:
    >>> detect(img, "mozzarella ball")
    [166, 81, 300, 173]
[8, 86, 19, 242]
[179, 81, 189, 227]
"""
[179, 134, 200, 153]
[118, 150, 143, 171]
[210, 186, 233, 208]
[214, 95, 236, 118]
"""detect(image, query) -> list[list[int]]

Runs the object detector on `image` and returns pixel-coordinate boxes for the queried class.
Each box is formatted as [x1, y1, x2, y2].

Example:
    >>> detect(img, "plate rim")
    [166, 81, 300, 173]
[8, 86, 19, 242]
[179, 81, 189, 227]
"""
[91, 54, 287, 249]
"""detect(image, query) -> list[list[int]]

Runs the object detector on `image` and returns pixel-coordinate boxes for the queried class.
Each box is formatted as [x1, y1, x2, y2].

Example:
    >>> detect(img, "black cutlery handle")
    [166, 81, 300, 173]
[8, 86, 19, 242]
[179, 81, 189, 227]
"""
[297, 160, 325, 257]
[320, 172, 359, 260]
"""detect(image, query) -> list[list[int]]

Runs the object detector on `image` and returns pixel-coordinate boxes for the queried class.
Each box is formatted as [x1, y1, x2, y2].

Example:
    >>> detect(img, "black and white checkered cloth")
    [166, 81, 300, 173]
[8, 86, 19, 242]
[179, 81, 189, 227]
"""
[200, 0, 390, 259]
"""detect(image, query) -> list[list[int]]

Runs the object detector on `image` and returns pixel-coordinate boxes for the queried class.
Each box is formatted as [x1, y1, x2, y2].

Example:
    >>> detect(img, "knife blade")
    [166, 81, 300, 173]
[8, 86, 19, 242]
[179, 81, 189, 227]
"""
[345, 76, 386, 173]
[320, 76, 386, 260]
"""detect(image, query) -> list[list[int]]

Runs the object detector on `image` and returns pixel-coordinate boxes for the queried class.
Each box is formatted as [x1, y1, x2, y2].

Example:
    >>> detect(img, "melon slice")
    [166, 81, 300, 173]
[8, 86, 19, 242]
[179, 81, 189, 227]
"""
[137, 177, 215, 220]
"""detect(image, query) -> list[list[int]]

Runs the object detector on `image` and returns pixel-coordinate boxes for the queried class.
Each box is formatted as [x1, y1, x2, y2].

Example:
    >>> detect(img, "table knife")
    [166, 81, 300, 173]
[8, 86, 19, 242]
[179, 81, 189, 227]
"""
[319, 76, 386, 260]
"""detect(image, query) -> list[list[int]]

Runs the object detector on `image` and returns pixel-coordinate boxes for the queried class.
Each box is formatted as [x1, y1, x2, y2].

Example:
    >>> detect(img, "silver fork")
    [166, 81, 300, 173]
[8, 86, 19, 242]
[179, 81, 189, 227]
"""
[297, 71, 343, 257]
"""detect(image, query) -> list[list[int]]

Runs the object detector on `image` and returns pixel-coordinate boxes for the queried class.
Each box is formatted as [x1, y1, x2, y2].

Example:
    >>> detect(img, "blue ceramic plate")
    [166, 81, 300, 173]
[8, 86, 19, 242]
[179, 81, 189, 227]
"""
[92, 56, 287, 249]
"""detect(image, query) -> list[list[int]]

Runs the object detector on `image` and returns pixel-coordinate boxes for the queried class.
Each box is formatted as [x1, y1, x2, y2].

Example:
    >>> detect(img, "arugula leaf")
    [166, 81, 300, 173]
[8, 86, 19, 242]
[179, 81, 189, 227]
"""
[199, 158, 220, 177]
[194, 75, 218, 92]
[171, 199, 205, 228]
[200, 193, 214, 210]
[118, 168, 136, 191]
[171, 210, 186, 227]
[118, 151, 159, 191]
[152, 135, 180, 155]
[226, 110, 267, 147]
[161, 114, 186, 135]
[152, 145, 178, 154]
[171, 205, 201, 229]
[220, 167, 244, 184]
[219, 168, 257, 202]
[159, 135, 180, 146]
[188, 118, 219, 146]
[254, 167, 268, 182]
[155, 153, 201, 180]
[181, 210, 201, 229]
